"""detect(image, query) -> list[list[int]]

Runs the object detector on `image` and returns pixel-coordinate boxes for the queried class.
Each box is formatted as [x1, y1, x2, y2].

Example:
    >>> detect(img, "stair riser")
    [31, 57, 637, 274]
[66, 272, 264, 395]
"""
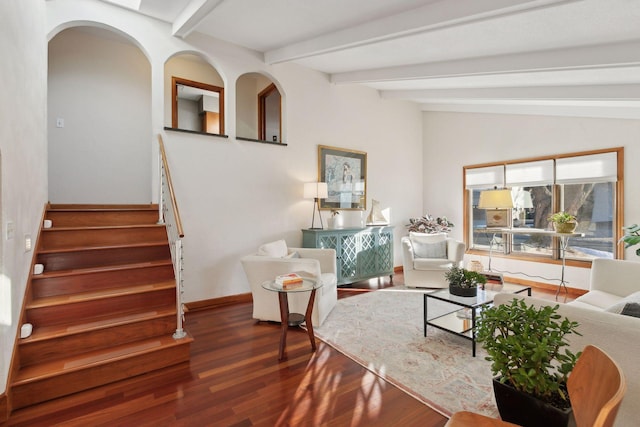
[37, 245, 171, 272]
[31, 264, 175, 298]
[39, 227, 168, 251]
[19, 316, 176, 367]
[26, 289, 176, 326]
[11, 344, 191, 410]
[46, 209, 159, 227]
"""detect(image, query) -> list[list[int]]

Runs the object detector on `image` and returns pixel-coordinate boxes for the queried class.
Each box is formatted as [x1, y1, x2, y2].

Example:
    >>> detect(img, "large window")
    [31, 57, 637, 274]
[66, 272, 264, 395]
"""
[465, 149, 623, 263]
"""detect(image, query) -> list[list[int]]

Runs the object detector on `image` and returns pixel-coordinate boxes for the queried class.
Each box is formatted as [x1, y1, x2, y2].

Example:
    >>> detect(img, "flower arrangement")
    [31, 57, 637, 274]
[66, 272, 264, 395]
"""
[407, 214, 454, 234]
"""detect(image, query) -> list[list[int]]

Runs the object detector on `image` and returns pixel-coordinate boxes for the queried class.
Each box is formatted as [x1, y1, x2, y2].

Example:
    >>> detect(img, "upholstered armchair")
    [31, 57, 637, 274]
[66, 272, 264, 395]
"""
[401, 232, 465, 288]
[240, 239, 338, 326]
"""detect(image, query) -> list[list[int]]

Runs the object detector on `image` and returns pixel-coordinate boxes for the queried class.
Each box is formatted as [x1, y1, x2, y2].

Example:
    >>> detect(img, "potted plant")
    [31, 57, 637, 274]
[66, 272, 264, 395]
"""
[547, 211, 577, 233]
[327, 210, 341, 229]
[407, 214, 453, 234]
[476, 299, 581, 427]
[620, 224, 640, 256]
[444, 266, 486, 297]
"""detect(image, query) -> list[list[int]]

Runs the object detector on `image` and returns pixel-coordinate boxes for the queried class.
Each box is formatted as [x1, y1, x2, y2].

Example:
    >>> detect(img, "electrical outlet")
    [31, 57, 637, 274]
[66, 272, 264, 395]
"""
[6, 221, 14, 240]
[56, 118, 64, 128]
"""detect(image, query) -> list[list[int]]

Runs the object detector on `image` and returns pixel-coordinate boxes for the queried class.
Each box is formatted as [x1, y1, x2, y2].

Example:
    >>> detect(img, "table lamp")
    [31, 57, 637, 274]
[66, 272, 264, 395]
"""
[304, 182, 328, 229]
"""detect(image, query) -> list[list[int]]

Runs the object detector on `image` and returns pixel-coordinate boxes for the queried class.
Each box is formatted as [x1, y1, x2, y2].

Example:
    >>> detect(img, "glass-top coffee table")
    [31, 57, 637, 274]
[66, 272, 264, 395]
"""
[262, 278, 322, 361]
[424, 283, 531, 357]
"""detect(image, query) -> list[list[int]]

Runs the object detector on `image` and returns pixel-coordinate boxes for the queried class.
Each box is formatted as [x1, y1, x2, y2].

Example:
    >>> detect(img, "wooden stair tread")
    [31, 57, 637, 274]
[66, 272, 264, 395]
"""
[27, 280, 176, 308]
[37, 241, 169, 255]
[42, 224, 166, 231]
[32, 259, 173, 279]
[14, 334, 193, 385]
[48, 204, 158, 211]
[20, 308, 177, 343]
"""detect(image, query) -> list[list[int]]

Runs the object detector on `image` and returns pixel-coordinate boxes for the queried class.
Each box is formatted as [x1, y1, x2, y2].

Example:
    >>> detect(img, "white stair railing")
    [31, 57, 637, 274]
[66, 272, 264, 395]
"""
[157, 135, 187, 339]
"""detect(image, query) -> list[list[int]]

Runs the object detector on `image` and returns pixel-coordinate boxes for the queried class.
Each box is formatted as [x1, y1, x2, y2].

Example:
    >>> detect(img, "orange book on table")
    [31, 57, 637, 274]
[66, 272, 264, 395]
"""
[275, 273, 304, 288]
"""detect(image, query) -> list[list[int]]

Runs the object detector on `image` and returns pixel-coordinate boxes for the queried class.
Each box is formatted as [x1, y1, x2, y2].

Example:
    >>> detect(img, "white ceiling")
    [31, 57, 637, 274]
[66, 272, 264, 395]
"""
[104, 0, 640, 118]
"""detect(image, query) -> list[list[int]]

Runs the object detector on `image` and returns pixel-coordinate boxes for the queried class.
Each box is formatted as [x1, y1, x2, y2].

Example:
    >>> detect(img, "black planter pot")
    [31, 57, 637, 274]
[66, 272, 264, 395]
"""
[448, 284, 477, 297]
[492, 378, 573, 427]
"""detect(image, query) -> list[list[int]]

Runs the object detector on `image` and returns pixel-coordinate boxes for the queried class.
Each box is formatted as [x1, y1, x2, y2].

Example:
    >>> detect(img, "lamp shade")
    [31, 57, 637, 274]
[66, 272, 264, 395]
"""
[478, 188, 514, 209]
[513, 189, 533, 209]
[303, 182, 328, 199]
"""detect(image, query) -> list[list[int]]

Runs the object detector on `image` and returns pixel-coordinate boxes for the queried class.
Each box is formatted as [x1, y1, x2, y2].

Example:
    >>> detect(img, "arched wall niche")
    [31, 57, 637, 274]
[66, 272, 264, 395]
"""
[236, 72, 285, 143]
[164, 53, 226, 136]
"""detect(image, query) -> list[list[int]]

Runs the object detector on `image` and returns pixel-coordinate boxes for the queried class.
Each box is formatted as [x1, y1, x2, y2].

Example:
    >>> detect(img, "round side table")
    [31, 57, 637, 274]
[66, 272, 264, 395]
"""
[262, 278, 322, 361]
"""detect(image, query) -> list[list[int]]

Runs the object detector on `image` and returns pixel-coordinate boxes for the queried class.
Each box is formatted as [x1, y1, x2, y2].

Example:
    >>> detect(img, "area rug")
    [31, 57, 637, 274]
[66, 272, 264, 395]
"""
[313, 288, 499, 418]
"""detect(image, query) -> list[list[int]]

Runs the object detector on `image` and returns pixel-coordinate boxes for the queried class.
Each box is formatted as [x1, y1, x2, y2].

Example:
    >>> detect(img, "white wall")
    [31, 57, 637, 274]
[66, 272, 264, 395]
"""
[423, 111, 640, 290]
[0, 0, 48, 395]
[48, 28, 152, 204]
[47, 0, 424, 303]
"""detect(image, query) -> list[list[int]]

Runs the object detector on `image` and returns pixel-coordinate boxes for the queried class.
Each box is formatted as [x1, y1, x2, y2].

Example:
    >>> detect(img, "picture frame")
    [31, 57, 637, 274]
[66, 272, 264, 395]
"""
[318, 145, 367, 210]
[485, 209, 510, 228]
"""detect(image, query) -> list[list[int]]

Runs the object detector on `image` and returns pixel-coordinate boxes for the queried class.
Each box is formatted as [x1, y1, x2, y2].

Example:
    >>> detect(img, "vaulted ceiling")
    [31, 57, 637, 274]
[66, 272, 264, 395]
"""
[102, 0, 640, 118]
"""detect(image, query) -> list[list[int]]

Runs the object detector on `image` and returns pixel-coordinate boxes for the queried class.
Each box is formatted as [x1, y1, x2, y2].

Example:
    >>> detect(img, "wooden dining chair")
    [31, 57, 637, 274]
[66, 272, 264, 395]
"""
[445, 344, 627, 427]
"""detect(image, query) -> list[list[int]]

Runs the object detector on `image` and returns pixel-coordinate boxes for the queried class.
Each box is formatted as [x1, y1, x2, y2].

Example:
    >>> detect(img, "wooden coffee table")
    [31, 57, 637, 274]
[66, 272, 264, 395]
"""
[423, 283, 531, 357]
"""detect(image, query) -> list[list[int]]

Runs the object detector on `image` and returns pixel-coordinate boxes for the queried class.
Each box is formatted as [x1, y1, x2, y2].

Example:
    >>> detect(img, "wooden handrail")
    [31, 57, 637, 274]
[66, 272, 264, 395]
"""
[158, 135, 184, 238]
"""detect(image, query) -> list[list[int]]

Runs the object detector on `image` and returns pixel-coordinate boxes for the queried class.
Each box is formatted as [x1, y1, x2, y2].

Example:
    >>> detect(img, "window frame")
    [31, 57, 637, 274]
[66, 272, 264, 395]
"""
[463, 147, 625, 266]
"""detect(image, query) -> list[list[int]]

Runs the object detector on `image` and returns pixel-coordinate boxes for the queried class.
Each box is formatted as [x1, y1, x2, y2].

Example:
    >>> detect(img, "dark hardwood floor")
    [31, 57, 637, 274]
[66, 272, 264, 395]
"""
[5, 273, 567, 426]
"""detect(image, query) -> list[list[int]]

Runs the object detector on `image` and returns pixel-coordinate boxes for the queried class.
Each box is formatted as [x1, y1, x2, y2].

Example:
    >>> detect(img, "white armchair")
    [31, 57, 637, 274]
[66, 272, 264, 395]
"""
[401, 232, 465, 288]
[241, 240, 338, 326]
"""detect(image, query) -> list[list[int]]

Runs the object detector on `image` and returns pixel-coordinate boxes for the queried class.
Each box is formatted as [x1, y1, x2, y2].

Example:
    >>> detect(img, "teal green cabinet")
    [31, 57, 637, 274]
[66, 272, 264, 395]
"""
[302, 227, 394, 285]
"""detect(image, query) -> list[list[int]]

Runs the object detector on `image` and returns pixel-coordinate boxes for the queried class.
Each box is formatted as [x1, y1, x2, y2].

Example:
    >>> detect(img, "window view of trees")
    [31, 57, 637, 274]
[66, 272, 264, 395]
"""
[467, 150, 620, 262]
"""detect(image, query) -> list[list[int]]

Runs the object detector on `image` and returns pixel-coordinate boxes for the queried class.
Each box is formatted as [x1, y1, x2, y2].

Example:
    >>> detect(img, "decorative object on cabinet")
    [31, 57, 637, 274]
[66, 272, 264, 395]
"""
[303, 182, 328, 229]
[407, 214, 453, 234]
[366, 199, 389, 225]
[327, 210, 342, 229]
[318, 145, 366, 211]
[302, 226, 393, 286]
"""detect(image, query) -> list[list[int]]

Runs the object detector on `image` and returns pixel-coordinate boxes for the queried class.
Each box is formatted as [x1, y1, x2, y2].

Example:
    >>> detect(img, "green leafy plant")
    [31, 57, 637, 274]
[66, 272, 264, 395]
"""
[547, 212, 576, 224]
[476, 299, 581, 408]
[620, 224, 640, 256]
[444, 266, 487, 289]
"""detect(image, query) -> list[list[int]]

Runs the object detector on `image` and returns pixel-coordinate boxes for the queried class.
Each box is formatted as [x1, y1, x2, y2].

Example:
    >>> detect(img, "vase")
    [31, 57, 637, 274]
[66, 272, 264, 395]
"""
[553, 222, 577, 234]
[448, 284, 477, 297]
[493, 378, 573, 427]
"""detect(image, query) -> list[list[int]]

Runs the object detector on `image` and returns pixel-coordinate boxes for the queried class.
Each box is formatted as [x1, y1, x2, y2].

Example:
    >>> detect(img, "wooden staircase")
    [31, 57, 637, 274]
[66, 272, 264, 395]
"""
[10, 204, 193, 411]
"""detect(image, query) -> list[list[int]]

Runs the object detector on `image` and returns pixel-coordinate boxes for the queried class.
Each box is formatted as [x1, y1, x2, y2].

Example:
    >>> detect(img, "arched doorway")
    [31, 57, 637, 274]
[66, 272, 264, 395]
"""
[48, 26, 152, 203]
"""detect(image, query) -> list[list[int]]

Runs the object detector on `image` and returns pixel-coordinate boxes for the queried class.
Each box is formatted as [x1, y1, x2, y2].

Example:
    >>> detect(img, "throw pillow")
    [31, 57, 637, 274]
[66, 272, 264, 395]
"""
[604, 291, 640, 314]
[257, 239, 288, 258]
[409, 232, 447, 259]
[621, 302, 640, 318]
[284, 251, 300, 259]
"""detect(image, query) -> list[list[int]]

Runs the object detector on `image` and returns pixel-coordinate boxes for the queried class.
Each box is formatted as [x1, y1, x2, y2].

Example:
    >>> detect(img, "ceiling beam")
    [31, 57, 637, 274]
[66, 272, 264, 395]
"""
[264, 0, 577, 64]
[331, 40, 640, 85]
[172, 0, 225, 38]
[380, 84, 640, 101]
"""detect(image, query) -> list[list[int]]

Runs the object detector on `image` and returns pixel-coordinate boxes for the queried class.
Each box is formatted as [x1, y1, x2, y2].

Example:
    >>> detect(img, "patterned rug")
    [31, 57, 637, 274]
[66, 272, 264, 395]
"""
[314, 288, 499, 418]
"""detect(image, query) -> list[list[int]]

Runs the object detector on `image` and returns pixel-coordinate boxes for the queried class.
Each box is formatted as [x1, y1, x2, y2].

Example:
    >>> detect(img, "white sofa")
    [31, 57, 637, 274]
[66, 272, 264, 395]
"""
[568, 258, 640, 312]
[493, 258, 640, 427]
[240, 240, 338, 327]
[401, 232, 465, 288]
